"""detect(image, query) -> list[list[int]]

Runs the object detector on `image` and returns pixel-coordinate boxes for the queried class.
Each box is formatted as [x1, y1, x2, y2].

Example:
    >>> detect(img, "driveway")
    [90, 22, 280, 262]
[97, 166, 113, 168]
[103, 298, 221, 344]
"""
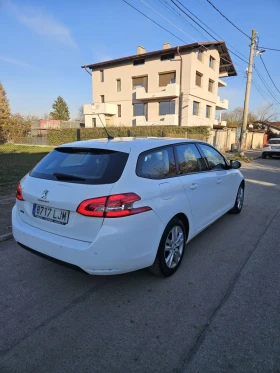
[1, 158, 280, 373]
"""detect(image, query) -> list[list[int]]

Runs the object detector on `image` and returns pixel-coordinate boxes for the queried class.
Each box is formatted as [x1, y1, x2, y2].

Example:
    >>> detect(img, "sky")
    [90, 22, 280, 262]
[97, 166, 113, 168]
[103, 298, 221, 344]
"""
[0, 0, 280, 119]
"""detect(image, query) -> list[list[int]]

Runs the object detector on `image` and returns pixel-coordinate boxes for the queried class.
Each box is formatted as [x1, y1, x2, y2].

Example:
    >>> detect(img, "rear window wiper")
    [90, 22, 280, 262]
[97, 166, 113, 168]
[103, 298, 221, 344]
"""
[53, 172, 86, 181]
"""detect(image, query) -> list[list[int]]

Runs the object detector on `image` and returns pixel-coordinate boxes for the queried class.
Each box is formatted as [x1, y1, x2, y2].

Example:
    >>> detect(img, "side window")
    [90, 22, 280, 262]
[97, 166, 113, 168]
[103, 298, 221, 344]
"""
[175, 144, 207, 174]
[199, 144, 226, 170]
[137, 147, 176, 179]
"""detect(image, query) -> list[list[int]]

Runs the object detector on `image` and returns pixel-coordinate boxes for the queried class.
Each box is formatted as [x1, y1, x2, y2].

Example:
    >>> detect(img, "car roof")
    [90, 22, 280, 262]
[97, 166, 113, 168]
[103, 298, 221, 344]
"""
[57, 137, 206, 153]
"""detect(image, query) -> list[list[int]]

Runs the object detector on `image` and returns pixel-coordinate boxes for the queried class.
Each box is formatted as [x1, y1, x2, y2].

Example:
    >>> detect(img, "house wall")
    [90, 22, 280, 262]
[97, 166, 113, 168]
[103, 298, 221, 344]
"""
[86, 46, 225, 127]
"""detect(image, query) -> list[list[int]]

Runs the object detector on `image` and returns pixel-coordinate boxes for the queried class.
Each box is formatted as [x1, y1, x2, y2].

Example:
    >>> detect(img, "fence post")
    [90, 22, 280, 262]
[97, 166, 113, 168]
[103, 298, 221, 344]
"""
[76, 129, 81, 141]
[161, 130, 165, 137]
[127, 129, 131, 137]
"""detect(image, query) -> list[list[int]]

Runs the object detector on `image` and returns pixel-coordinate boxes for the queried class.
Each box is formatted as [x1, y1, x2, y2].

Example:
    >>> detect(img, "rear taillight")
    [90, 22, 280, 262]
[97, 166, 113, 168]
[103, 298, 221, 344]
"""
[77, 193, 151, 218]
[263, 144, 269, 148]
[16, 183, 24, 201]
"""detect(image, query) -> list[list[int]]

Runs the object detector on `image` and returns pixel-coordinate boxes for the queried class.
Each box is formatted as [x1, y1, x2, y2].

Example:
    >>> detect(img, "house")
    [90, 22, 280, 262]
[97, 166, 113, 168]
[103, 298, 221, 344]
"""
[253, 121, 280, 136]
[81, 41, 236, 128]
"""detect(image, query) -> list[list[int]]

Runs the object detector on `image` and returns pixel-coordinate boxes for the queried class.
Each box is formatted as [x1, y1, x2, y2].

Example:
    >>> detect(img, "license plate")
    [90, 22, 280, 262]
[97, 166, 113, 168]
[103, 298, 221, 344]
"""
[33, 204, 70, 225]
[271, 146, 280, 149]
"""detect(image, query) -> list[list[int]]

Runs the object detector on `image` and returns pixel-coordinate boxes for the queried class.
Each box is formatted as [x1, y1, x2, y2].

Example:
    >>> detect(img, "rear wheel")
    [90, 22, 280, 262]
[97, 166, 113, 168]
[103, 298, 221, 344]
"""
[149, 218, 186, 277]
[262, 153, 266, 159]
[229, 184, 244, 214]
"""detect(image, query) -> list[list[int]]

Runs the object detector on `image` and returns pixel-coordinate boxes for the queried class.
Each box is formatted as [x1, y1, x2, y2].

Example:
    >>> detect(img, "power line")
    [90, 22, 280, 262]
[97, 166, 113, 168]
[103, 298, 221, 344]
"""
[259, 55, 280, 94]
[205, 0, 250, 39]
[170, 0, 249, 65]
[258, 46, 280, 52]
[162, 0, 248, 62]
[254, 66, 280, 105]
[122, 0, 186, 44]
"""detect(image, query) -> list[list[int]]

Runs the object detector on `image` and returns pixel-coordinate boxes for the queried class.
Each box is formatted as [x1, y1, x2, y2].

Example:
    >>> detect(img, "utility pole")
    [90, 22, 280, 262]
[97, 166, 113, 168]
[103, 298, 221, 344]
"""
[240, 29, 257, 156]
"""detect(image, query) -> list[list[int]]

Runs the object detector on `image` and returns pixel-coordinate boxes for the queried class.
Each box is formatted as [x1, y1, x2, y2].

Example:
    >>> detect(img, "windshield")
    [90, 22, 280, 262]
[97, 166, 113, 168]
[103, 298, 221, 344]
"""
[30, 147, 129, 184]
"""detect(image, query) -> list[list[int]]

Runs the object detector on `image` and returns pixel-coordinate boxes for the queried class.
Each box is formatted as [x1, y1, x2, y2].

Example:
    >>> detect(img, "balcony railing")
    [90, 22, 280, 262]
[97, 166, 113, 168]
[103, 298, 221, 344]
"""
[83, 103, 117, 116]
[136, 84, 180, 100]
[135, 114, 178, 126]
[216, 97, 229, 110]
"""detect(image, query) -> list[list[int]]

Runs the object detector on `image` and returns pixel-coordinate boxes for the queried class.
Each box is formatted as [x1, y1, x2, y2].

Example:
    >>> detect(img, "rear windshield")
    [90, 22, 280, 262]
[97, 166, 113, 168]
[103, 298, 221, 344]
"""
[30, 147, 129, 184]
[268, 139, 280, 144]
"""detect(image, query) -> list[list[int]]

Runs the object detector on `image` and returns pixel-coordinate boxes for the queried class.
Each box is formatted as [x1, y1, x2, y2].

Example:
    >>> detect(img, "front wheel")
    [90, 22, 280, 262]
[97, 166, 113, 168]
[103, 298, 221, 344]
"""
[149, 218, 186, 277]
[229, 184, 244, 214]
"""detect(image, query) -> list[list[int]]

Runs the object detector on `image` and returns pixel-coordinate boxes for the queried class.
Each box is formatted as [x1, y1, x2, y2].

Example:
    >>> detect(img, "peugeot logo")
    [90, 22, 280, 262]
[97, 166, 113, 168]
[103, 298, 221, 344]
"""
[41, 190, 49, 199]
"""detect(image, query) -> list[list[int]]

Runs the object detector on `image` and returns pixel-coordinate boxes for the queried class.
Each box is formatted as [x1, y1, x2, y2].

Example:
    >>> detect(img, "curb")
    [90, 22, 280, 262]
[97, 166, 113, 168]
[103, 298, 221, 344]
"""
[0, 232, 13, 242]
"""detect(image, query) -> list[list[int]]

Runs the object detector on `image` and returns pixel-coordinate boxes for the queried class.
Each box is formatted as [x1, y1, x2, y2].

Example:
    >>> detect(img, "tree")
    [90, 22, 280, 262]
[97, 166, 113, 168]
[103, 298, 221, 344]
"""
[223, 107, 257, 128]
[49, 96, 70, 121]
[75, 106, 84, 122]
[253, 103, 278, 123]
[0, 82, 10, 125]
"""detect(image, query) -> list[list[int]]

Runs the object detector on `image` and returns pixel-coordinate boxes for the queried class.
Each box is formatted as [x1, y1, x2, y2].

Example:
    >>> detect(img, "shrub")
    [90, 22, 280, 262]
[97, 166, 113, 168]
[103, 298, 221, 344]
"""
[47, 126, 211, 146]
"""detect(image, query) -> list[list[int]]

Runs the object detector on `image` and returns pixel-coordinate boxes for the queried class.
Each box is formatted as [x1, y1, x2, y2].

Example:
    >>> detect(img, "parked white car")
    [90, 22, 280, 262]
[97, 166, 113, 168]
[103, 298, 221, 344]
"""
[262, 138, 280, 159]
[12, 138, 244, 277]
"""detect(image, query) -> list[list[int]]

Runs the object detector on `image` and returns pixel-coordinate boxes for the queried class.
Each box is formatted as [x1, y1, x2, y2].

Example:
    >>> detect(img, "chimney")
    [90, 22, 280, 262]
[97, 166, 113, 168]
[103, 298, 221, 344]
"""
[163, 42, 171, 49]
[137, 46, 146, 55]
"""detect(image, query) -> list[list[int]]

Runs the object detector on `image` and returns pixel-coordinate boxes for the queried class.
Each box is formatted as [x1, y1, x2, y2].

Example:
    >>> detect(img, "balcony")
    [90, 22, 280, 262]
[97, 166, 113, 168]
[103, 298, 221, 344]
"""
[218, 79, 227, 87]
[216, 97, 229, 110]
[135, 114, 178, 126]
[136, 84, 180, 100]
[83, 103, 117, 116]
[214, 119, 227, 127]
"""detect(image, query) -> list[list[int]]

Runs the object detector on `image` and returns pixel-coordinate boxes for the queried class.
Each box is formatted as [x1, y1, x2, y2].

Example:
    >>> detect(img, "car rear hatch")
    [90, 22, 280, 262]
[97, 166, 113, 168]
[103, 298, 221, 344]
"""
[18, 146, 129, 242]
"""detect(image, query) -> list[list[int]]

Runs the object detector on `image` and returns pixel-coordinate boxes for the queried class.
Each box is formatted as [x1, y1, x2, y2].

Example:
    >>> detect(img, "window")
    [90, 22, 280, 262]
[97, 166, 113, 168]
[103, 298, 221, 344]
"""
[160, 53, 175, 61]
[268, 139, 280, 144]
[159, 72, 176, 87]
[100, 70, 104, 82]
[118, 105, 121, 117]
[159, 101, 175, 115]
[92, 118, 96, 127]
[132, 76, 148, 90]
[175, 144, 207, 174]
[117, 79, 121, 92]
[198, 144, 226, 170]
[209, 56, 215, 69]
[196, 71, 203, 87]
[133, 59, 145, 66]
[197, 49, 203, 62]
[206, 105, 212, 119]
[193, 101, 200, 116]
[208, 79, 214, 93]
[137, 147, 176, 179]
[133, 103, 147, 118]
[30, 148, 129, 185]
[100, 95, 105, 103]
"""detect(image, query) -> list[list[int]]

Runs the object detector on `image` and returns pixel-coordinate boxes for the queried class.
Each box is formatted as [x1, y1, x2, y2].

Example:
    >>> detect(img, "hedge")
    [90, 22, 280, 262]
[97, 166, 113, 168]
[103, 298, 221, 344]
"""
[47, 126, 211, 146]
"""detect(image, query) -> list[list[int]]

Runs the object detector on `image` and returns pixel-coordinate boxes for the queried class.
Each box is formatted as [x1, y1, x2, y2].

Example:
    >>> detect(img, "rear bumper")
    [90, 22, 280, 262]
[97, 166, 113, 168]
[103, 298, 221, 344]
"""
[262, 151, 280, 156]
[12, 206, 164, 275]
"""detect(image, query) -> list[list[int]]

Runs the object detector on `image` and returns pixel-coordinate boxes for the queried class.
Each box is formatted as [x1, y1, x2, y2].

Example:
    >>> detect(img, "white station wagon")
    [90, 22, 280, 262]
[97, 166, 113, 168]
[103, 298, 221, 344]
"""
[12, 138, 244, 277]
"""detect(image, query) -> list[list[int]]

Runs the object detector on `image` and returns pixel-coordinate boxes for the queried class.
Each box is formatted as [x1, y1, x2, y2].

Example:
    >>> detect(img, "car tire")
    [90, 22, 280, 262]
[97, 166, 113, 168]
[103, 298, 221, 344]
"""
[149, 217, 186, 277]
[229, 184, 244, 214]
[262, 153, 266, 159]
[269, 155, 272, 158]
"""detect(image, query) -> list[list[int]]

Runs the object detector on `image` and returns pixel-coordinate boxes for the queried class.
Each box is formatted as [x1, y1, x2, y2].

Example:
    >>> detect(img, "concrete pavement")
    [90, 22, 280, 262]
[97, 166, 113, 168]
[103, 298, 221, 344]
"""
[0, 157, 280, 373]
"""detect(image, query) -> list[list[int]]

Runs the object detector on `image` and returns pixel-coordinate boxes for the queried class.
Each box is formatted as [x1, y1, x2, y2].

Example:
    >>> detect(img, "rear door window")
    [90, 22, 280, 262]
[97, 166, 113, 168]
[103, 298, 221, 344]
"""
[136, 146, 176, 179]
[30, 147, 129, 184]
[175, 143, 207, 174]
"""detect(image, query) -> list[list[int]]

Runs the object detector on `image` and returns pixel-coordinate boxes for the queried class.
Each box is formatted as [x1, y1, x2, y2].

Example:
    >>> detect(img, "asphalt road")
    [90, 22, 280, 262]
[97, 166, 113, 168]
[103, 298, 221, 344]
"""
[1, 157, 280, 373]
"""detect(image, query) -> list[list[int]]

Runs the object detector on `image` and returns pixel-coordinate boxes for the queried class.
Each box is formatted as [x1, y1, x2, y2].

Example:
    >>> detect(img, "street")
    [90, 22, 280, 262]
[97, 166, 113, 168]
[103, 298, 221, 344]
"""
[1, 157, 280, 373]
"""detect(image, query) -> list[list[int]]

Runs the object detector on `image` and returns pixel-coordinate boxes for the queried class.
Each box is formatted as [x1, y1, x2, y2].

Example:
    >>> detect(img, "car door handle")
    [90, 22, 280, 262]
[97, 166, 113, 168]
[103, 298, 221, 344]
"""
[189, 183, 198, 190]
[216, 179, 222, 184]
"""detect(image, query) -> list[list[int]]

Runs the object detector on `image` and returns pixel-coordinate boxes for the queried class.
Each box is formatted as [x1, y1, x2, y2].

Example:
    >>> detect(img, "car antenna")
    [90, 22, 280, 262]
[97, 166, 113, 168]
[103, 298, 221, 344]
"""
[97, 114, 114, 140]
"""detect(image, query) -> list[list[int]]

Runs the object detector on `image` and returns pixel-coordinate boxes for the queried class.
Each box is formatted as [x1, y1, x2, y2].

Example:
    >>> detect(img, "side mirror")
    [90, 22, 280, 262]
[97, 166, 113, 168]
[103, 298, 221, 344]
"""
[230, 160, 241, 169]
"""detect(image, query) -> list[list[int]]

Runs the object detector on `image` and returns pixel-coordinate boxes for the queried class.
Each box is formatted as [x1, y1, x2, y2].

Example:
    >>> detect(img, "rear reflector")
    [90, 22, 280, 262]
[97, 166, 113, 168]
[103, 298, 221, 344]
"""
[77, 193, 151, 218]
[263, 144, 269, 148]
[16, 183, 24, 201]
